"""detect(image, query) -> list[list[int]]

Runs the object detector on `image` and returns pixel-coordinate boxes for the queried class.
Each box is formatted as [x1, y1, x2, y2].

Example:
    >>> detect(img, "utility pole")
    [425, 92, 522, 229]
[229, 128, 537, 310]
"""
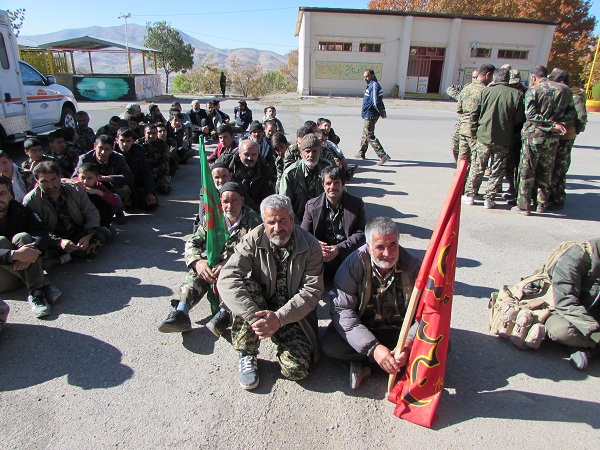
[118, 13, 132, 75]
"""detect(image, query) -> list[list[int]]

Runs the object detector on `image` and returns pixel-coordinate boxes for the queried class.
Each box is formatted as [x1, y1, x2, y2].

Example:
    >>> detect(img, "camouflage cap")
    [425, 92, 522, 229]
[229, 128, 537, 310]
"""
[508, 70, 521, 85]
[300, 133, 321, 150]
[126, 103, 142, 114]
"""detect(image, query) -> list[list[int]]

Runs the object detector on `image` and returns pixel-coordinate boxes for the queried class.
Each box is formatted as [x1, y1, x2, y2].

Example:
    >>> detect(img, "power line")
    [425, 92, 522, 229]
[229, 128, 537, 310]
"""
[132, 7, 297, 17]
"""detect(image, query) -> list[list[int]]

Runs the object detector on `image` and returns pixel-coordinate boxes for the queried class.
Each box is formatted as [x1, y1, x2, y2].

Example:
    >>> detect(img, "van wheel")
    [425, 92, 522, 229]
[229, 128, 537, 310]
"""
[60, 107, 77, 128]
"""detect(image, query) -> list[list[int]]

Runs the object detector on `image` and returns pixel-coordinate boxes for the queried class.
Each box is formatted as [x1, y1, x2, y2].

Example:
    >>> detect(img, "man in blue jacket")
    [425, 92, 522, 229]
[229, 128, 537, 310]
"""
[355, 69, 391, 165]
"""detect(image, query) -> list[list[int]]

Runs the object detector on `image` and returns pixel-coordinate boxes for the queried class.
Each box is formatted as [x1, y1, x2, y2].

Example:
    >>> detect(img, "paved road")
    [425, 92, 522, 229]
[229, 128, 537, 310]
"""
[1, 95, 599, 448]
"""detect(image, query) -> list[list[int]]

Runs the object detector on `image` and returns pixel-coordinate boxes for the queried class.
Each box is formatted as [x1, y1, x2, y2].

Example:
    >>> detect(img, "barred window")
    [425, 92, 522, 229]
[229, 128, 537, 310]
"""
[498, 49, 529, 60]
[318, 42, 352, 52]
[470, 47, 491, 58]
[359, 43, 381, 53]
[409, 46, 445, 57]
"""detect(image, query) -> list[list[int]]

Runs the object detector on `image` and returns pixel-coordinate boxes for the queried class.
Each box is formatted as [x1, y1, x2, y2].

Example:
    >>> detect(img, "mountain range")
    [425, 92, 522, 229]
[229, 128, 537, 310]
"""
[19, 23, 289, 75]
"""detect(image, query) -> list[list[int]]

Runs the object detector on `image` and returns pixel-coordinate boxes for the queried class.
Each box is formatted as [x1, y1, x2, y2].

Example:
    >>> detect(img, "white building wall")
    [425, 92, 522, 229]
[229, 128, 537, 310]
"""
[297, 10, 556, 96]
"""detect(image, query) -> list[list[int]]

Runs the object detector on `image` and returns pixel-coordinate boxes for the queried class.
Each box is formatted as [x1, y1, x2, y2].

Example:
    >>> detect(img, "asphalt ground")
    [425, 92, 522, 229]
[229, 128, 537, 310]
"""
[1, 94, 599, 448]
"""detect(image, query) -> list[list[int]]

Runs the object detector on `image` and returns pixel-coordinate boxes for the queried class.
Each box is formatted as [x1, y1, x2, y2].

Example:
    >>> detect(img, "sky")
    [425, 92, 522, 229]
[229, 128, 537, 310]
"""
[5, 0, 600, 55]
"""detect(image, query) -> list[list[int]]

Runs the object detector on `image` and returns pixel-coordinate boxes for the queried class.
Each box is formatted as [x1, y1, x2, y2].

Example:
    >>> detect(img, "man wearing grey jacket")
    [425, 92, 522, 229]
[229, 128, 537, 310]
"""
[321, 217, 421, 389]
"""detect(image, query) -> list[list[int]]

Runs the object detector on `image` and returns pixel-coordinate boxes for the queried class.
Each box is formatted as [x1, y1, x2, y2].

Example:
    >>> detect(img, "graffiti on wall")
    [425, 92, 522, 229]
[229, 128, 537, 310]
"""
[315, 62, 383, 80]
[73, 76, 135, 101]
[135, 75, 162, 100]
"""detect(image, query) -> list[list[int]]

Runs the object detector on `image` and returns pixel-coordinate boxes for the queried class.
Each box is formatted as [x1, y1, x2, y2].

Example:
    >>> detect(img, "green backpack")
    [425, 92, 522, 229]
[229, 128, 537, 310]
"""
[489, 241, 593, 348]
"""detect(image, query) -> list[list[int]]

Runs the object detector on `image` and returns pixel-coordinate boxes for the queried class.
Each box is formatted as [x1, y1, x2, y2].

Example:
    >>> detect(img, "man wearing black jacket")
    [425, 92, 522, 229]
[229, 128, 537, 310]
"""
[0, 177, 61, 321]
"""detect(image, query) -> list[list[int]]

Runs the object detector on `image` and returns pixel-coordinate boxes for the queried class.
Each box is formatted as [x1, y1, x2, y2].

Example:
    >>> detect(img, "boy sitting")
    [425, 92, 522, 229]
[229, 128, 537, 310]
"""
[77, 163, 121, 232]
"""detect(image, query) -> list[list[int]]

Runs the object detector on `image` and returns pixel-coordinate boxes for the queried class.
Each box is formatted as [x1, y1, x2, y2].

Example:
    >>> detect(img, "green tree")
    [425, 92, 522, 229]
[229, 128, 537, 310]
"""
[172, 55, 222, 94]
[368, 0, 597, 86]
[7, 8, 26, 37]
[228, 55, 264, 97]
[144, 21, 194, 93]
[257, 71, 294, 96]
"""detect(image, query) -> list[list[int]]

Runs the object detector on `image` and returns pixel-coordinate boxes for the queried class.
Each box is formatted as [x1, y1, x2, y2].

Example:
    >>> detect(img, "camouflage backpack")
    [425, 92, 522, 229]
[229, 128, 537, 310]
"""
[489, 241, 593, 349]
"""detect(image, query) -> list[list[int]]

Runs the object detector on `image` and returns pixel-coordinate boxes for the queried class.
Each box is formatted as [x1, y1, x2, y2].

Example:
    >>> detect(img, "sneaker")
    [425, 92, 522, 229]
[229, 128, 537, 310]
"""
[569, 350, 592, 370]
[511, 205, 530, 216]
[461, 195, 474, 206]
[206, 308, 232, 337]
[350, 361, 371, 389]
[524, 323, 546, 349]
[42, 282, 62, 304]
[484, 199, 496, 209]
[354, 152, 365, 160]
[238, 353, 260, 390]
[376, 154, 391, 166]
[509, 309, 534, 348]
[28, 289, 51, 318]
[158, 309, 192, 333]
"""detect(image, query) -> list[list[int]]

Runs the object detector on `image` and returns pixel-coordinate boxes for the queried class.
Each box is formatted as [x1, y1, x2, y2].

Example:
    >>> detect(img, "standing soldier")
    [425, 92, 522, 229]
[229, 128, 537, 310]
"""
[547, 68, 588, 211]
[355, 69, 391, 165]
[513, 65, 576, 215]
[446, 69, 478, 162]
[220, 71, 227, 98]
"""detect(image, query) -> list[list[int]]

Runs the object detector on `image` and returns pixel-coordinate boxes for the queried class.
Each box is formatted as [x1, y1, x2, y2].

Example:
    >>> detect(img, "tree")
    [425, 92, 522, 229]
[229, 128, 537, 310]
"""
[172, 55, 222, 94]
[368, 0, 597, 86]
[228, 55, 264, 97]
[278, 49, 299, 86]
[144, 21, 194, 93]
[7, 8, 26, 37]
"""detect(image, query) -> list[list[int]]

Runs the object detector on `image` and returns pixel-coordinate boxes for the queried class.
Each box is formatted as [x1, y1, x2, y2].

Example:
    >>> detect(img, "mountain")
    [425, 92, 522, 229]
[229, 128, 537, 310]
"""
[19, 23, 289, 75]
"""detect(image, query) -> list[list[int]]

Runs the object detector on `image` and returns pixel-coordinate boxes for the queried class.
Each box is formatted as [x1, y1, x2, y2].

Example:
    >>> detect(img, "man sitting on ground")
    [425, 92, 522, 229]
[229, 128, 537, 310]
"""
[140, 124, 172, 195]
[0, 150, 35, 203]
[96, 115, 123, 141]
[263, 106, 285, 134]
[217, 194, 323, 390]
[301, 165, 366, 276]
[48, 129, 79, 178]
[234, 100, 252, 131]
[168, 112, 195, 164]
[76, 163, 120, 230]
[157, 122, 179, 177]
[76, 111, 96, 152]
[0, 176, 61, 319]
[321, 217, 421, 389]
[158, 182, 262, 336]
[208, 124, 238, 164]
[24, 161, 111, 271]
[21, 137, 55, 172]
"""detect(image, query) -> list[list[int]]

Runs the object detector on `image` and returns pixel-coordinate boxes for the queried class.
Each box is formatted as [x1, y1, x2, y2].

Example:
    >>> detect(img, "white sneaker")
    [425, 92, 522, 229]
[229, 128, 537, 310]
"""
[484, 199, 496, 209]
[461, 195, 474, 206]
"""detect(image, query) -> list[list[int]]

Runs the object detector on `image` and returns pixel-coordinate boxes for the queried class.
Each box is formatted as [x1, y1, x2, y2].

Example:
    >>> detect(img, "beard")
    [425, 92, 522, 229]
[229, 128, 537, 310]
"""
[268, 229, 292, 247]
[304, 159, 317, 170]
[371, 255, 398, 270]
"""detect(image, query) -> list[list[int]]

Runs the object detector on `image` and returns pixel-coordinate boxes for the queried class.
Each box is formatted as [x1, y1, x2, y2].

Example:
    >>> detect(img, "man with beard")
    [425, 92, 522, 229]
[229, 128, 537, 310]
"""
[158, 182, 262, 336]
[321, 217, 421, 389]
[24, 162, 111, 271]
[246, 121, 272, 162]
[217, 139, 275, 212]
[301, 165, 366, 276]
[234, 100, 253, 131]
[218, 194, 323, 390]
[140, 124, 172, 195]
[279, 133, 332, 223]
[0, 176, 61, 321]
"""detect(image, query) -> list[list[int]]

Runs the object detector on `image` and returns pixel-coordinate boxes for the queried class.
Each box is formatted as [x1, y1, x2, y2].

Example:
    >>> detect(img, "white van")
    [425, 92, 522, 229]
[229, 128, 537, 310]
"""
[0, 10, 77, 147]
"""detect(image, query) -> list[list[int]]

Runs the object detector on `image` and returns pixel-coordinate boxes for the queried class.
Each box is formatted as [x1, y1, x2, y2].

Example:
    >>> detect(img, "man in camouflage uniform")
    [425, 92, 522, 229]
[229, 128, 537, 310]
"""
[513, 65, 576, 215]
[279, 134, 332, 223]
[139, 124, 172, 195]
[356, 69, 391, 165]
[158, 182, 262, 335]
[547, 68, 588, 210]
[47, 130, 79, 178]
[456, 64, 495, 164]
[217, 194, 323, 390]
[446, 69, 478, 162]
[75, 111, 96, 153]
[283, 125, 312, 169]
[462, 68, 525, 208]
[321, 217, 421, 389]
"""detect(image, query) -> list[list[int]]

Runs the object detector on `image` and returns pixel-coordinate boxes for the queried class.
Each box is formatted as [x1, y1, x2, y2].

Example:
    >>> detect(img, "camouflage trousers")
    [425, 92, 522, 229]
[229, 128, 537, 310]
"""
[464, 141, 509, 199]
[359, 117, 387, 158]
[517, 136, 559, 211]
[549, 138, 575, 207]
[458, 134, 476, 164]
[231, 278, 313, 381]
[451, 120, 460, 162]
[179, 270, 209, 309]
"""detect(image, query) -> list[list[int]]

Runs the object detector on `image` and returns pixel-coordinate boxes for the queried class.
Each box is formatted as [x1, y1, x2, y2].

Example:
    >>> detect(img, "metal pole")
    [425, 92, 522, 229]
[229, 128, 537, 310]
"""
[118, 13, 132, 75]
[586, 36, 600, 99]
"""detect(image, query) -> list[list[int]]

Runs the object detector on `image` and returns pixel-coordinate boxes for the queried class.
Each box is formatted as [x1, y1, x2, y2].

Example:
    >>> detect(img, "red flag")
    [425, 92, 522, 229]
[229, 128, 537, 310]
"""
[388, 159, 468, 428]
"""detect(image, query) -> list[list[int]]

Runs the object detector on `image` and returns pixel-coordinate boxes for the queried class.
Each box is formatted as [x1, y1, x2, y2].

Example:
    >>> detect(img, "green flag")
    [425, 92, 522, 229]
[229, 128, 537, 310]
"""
[199, 137, 228, 314]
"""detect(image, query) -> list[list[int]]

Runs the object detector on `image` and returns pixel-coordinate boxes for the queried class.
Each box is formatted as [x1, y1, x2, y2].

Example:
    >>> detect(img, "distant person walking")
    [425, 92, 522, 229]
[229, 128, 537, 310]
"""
[355, 69, 391, 165]
[220, 72, 227, 98]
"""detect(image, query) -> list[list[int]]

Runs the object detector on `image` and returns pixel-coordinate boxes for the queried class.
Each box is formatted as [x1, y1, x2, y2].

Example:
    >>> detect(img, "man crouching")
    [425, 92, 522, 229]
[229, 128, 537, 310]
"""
[217, 194, 324, 390]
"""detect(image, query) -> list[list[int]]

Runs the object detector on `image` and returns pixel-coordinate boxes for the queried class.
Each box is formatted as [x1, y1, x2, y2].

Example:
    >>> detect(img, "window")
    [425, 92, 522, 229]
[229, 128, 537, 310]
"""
[409, 47, 445, 57]
[470, 47, 491, 58]
[0, 34, 9, 70]
[318, 42, 352, 52]
[19, 61, 46, 86]
[359, 43, 381, 53]
[498, 49, 529, 60]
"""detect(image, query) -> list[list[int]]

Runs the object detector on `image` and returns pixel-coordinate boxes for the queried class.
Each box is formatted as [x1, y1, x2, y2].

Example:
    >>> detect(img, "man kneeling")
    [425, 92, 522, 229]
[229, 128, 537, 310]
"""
[217, 195, 324, 390]
[321, 217, 421, 389]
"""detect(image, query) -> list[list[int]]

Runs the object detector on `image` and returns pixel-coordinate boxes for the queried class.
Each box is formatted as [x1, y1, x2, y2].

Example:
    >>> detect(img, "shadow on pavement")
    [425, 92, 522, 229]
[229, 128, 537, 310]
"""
[0, 324, 133, 391]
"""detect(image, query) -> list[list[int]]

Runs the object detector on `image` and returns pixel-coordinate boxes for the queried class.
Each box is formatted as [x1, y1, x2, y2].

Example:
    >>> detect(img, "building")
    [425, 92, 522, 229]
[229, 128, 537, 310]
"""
[295, 7, 557, 96]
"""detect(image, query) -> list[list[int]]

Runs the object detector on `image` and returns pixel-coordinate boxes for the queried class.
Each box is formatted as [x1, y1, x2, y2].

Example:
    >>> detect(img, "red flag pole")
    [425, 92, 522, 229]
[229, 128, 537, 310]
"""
[387, 159, 468, 395]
